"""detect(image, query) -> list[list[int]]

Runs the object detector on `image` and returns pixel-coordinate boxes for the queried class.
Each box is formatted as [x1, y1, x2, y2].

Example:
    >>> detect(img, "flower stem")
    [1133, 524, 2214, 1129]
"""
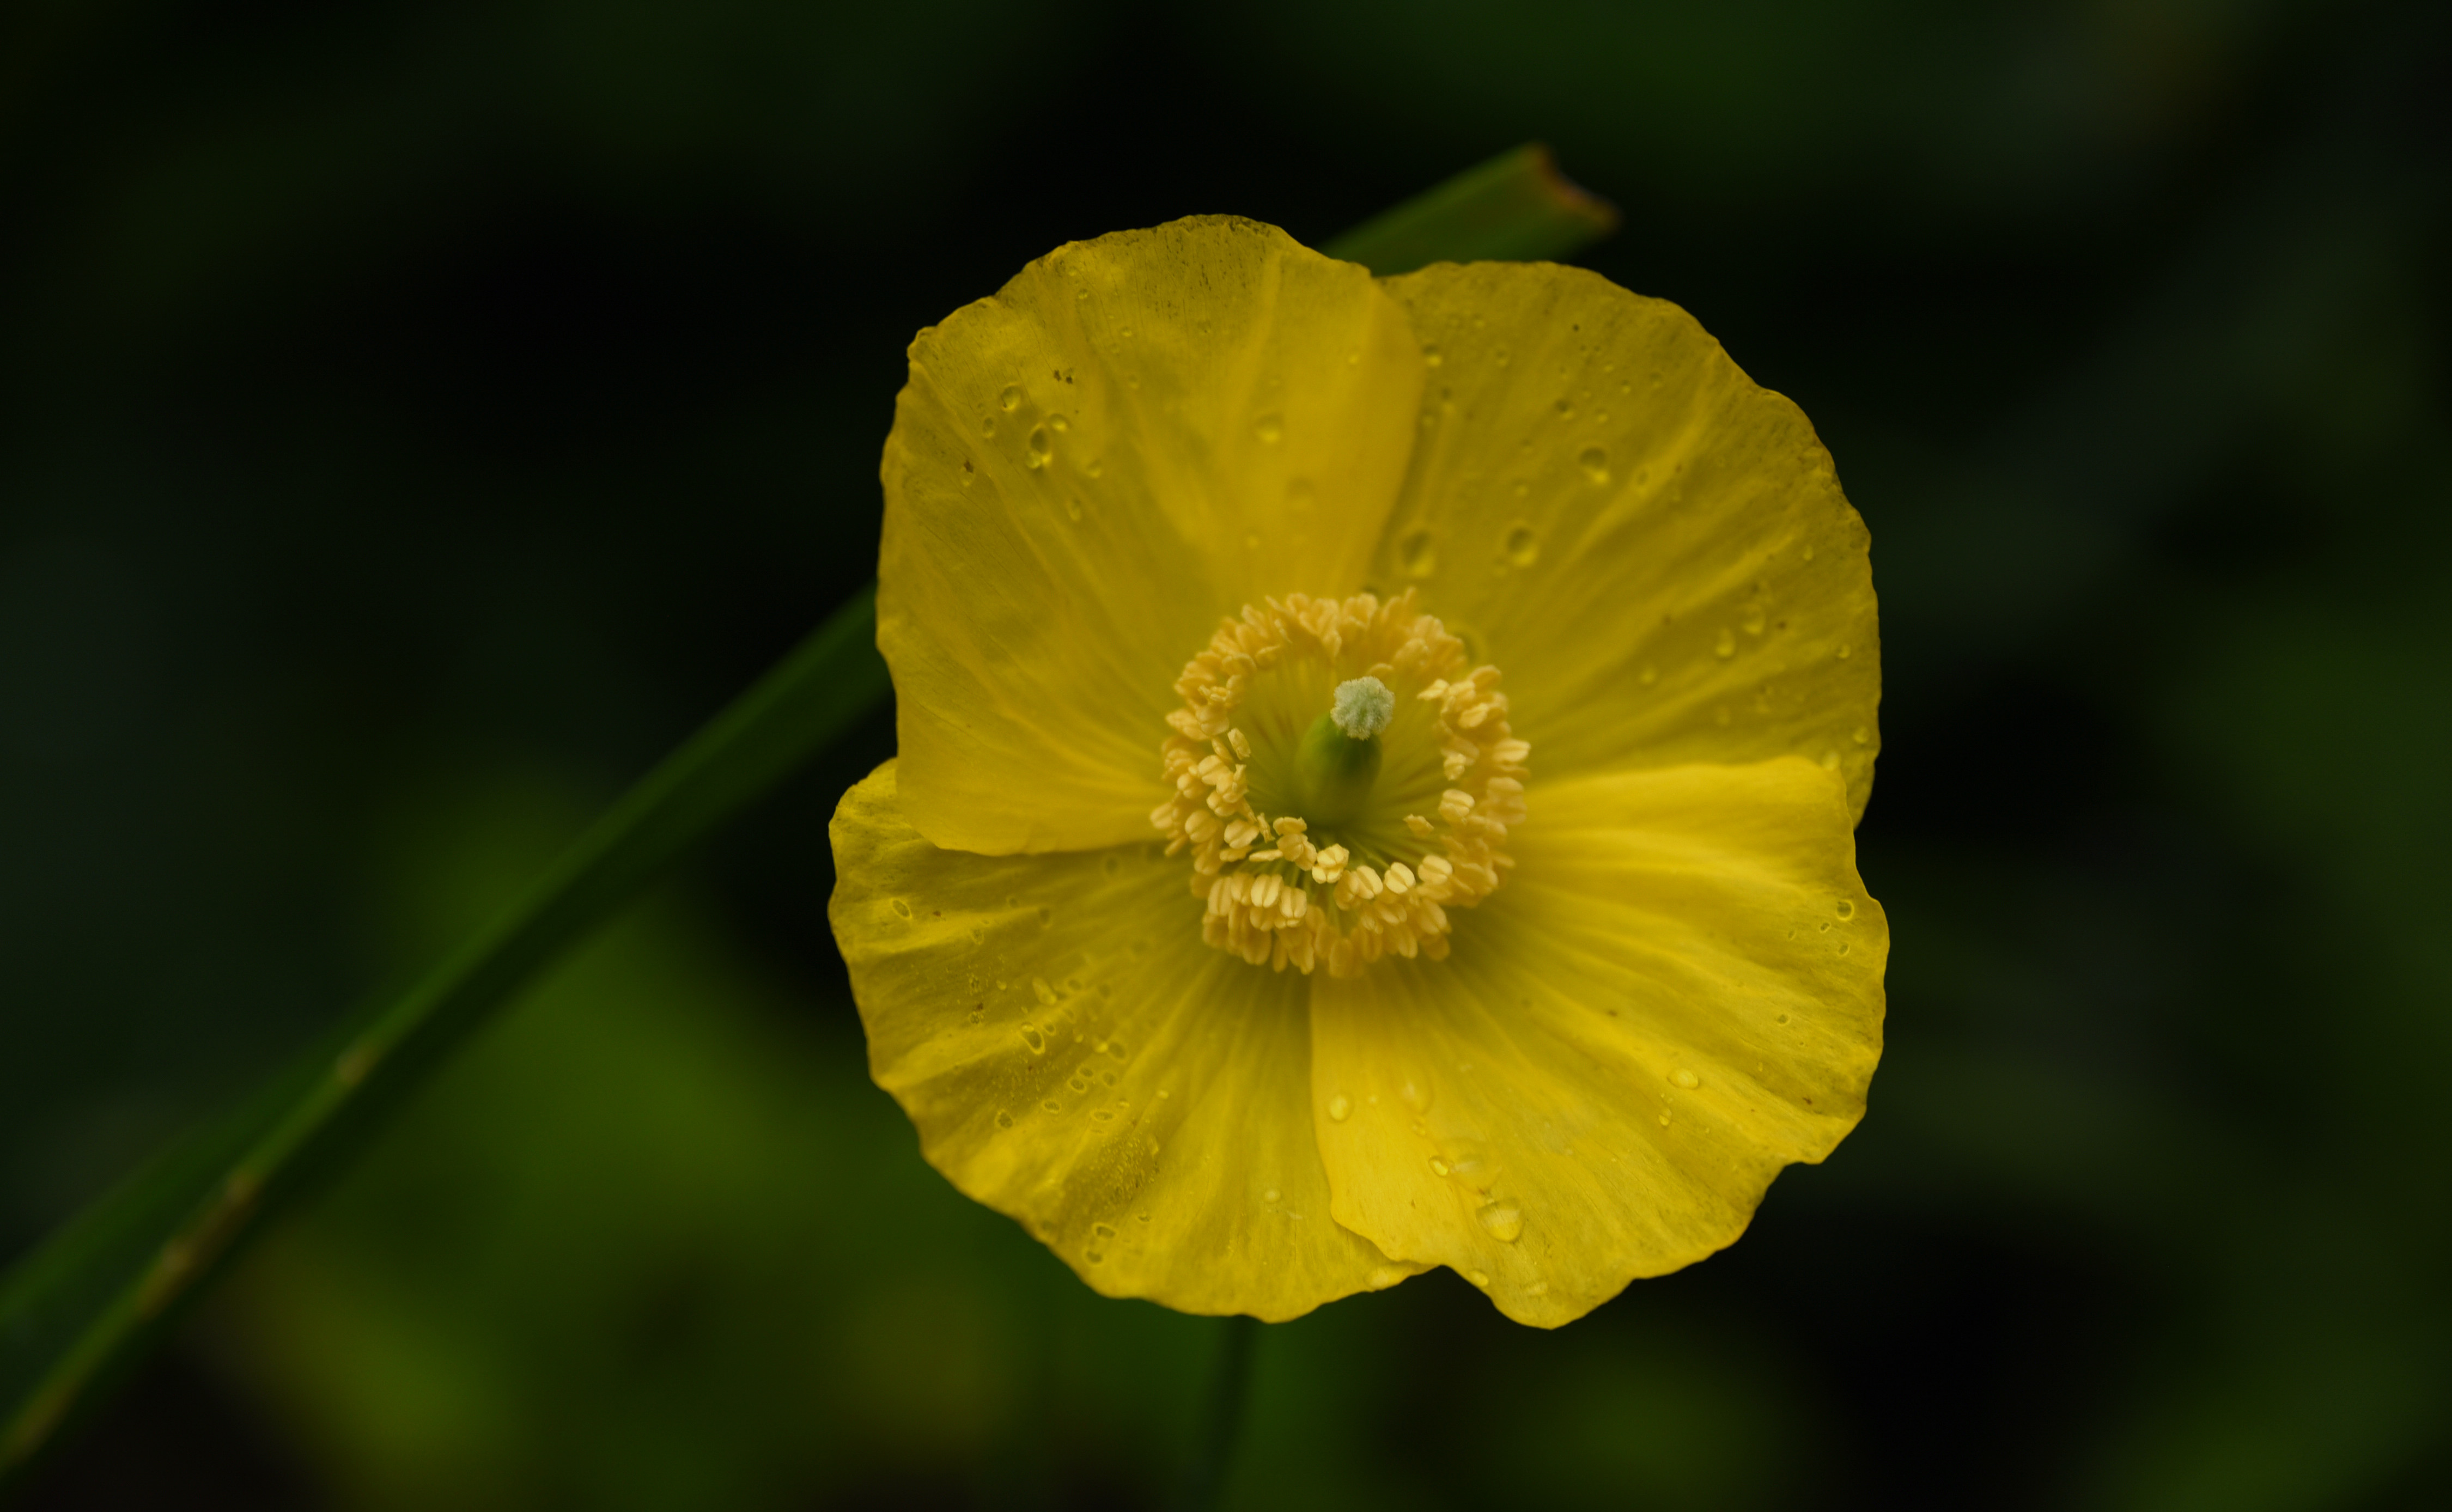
[0, 585, 889, 1488]
[1178, 1314, 1263, 1512]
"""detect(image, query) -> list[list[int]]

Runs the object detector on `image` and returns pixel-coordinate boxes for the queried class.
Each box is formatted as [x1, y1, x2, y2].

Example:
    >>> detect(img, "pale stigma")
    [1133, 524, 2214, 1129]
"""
[1331, 677, 1394, 739]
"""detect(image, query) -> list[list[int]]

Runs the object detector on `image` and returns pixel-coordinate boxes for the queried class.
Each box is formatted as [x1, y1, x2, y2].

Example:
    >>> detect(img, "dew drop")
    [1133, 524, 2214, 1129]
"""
[1327, 1094, 1352, 1122]
[1049, 413, 1070, 432]
[1429, 1158, 1451, 1177]
[1777, 1013, 1791, 1024]
[1085, 1248, 1106, 1265]
[1063, 497, 1082, 523]
[1742, 602, 1767, 636]
[1025, 426, 1051, 468]
[1263, 1187, 1281, 1203]
[1714, 627, 1737, 659]
[999, 384, 1023, 411]
[995, 1111, 1015, 1129]
[1852, 725, 1871, 745]
[1254, 412, 1283, 444]
[1400, 1078, 1433, 1112]
[1366, 1266, 1406, 1290]
[1465, 1270, 1492, 1288]
[1836, 643, 1853, 660]
[1422, 344, 1443, 367]
[1504, 523, 1540, 567]
[1658, 1112, 1672, 1126]
[979, 416, 995, 437]
[1836, 899, 1857, 920]
[1018, 1024, 1046, 1053]
[1033, 977, 1056, 1005]
[1043, 1099, 1062, 1112]
[1670, 1068, 1700, 1089]
[1476, 1200, 1525, 1243]
[890, 898, 912, 919]
[1397, 526, 1438, 578]
[1578, 446, 1609, 484]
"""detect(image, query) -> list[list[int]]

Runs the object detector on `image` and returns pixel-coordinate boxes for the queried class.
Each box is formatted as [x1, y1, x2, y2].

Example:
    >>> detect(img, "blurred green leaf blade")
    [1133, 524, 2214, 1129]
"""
[0, 141, 1618, 1492]
[1325, 142, 1618, 275]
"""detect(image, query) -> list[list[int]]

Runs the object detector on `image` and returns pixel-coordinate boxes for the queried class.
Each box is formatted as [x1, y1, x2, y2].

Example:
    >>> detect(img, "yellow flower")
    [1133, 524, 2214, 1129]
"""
[829, 217, 1884, 1327]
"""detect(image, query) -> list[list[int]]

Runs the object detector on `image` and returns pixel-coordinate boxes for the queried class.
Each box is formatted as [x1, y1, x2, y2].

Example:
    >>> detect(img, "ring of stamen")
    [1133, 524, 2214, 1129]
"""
[1150, 590, 1529, 977]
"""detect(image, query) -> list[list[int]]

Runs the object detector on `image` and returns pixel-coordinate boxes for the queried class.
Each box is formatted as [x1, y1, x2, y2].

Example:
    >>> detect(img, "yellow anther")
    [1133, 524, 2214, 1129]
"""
[1151, 590, 1528, 976]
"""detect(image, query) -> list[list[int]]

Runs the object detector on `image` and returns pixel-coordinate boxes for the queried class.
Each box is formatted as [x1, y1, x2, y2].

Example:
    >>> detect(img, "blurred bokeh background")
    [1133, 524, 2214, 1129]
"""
[4, 0, 2448, 1506]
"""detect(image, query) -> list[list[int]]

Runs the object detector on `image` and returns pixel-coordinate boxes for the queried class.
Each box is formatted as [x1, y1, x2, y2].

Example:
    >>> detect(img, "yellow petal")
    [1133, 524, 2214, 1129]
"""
[1308, 757, 1883, 1326]
[831, 762, 1422, 1318]
[1374, 262, 1881, 821]
[883, 217, 1426, 853]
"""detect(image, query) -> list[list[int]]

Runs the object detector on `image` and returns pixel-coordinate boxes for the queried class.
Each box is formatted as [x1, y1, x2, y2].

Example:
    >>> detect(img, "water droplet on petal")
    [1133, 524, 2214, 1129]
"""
[1429, 1158, 1451, 1177]
[1327, 1094, 1352, 1122]
[1836, 899, 1856, 920]
[1263, 1188, 1281, 1203]
[995, 1111, 1015, 1129]
[1422, 344, 1444, 367]
[1578, 446, 1608, 484]
[1033, 977, 1056, 1004]
[1397, 527, 1438, 578]
[890, 898, 912, 919]
[1465, 1269, 1492, 1288]
[1019, 1024, 1046, 1053]
[1714, 627, 1737, 659]
[1049, 413, 1070, 432]
[1025, 426, 1052, 468]
[1400, 1078, 1432, 1112]
[999, 385, 1023, 411]
[1476, 1200, 1524, 1243]
[1504, 524, 1539, 566]
[1367, 1266, 1407, 1290]
[1254, 412, 1283, 443]
[1670, 1068, 1700, 1089]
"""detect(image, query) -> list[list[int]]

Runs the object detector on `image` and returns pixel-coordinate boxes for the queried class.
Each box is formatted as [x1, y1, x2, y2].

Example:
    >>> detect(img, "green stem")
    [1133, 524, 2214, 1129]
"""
[1177, 1315, 1263, 1512]
[0, 585, 888, 1486]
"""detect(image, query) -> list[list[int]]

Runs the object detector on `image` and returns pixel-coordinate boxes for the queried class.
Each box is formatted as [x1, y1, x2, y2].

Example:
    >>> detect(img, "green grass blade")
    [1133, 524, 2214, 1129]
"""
[0, 584, 888, 1489]
[0, 143, 1615, 1494]
[1324, 142, 1619, 276]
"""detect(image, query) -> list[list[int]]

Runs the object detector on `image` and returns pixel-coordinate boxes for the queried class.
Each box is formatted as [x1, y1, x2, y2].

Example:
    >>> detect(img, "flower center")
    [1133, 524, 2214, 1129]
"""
[1151, 591, 1529, 976]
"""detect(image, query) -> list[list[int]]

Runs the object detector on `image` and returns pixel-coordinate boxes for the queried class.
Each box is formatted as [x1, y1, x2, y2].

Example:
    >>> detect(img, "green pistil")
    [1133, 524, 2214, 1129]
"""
[1296, 678, 1391, 827]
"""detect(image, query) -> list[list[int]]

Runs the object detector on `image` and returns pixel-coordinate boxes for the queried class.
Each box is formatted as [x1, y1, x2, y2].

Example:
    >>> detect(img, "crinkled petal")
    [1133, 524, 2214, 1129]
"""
[1374, 261, 1881, 820]
[883, 217, 1426, 853]
[1308, 758, 1884, 1326]
[831, 763, 1422, 1318]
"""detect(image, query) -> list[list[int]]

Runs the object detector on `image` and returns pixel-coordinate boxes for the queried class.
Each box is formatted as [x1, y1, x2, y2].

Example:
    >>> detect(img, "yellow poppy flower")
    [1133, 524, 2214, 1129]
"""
[829, 216, 1884, 1327]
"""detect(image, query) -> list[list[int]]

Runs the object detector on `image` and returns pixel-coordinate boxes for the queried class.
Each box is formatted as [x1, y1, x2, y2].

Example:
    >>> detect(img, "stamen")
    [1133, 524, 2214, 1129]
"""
[1150, 590, 1530, 977]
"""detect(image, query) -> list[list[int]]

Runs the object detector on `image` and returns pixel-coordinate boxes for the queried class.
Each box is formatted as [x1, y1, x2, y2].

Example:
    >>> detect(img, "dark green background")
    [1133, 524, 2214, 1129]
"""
[5, 0, 2447, 1506]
